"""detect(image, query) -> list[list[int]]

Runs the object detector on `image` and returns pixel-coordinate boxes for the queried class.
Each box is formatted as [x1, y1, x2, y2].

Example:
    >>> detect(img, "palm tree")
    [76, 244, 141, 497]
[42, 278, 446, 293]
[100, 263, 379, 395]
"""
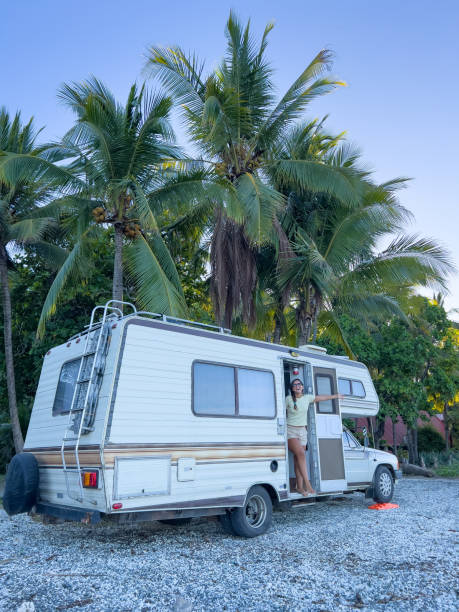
[35, 78, 214, 334]
[145, 12, 361, 329]
[0, 109, 62, 451]
[278, 145, 455, 348]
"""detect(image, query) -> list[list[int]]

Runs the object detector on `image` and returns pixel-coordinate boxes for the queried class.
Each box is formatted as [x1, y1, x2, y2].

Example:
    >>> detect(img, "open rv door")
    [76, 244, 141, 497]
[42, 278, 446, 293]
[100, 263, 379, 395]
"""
[308, 366, 346, 493]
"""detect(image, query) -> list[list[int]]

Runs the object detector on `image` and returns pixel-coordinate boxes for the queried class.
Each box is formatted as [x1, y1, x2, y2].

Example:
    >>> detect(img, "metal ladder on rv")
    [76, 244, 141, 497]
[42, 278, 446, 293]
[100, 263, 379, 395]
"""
[61, 301, 137, 503]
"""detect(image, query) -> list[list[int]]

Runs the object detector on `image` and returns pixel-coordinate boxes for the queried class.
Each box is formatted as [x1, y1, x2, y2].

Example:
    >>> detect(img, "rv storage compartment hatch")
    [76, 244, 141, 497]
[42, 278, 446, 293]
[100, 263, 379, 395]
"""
[113, 456, 171, 499]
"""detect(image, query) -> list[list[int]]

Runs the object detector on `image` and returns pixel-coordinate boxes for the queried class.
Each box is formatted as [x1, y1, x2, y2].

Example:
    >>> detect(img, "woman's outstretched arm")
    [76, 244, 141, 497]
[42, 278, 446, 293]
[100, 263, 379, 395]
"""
[314, 393, 343, 403]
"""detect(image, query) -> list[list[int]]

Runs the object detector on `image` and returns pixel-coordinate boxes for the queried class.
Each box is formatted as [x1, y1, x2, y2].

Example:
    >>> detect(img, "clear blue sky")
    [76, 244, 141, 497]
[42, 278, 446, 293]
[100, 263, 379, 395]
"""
[3, 0, 459, 317]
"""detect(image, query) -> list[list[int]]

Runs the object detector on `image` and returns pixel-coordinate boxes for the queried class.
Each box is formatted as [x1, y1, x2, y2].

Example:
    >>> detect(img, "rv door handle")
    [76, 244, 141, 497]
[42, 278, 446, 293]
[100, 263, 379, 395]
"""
[277, 417, 286, 435]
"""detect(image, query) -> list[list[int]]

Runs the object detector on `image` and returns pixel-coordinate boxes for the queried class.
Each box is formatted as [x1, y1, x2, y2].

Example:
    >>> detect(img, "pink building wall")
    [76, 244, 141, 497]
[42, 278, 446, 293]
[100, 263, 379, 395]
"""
[355, 412, 447, 447]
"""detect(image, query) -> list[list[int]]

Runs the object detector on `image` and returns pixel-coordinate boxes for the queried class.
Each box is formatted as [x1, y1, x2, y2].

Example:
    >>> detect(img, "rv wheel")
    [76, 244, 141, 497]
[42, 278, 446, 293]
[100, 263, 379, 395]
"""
[230, 485, 272, 538]
[372, 466, 394, 503]
[3, 453, 39, 516]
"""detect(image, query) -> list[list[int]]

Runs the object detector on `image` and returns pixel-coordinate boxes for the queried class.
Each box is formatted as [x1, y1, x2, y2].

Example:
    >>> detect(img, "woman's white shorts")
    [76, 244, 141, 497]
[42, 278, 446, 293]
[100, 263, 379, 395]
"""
[287, 425, 307, 446]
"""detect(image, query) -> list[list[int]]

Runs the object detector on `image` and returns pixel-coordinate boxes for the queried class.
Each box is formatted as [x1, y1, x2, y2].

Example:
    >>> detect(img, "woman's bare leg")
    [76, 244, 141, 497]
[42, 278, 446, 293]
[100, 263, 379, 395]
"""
[288, 438, 315, 495]
[293, 455, 303, 491]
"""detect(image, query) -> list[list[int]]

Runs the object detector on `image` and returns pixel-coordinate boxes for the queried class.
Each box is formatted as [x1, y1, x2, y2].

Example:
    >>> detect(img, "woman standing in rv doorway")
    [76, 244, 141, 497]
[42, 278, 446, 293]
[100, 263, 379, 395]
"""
[286, 379, 343, 497]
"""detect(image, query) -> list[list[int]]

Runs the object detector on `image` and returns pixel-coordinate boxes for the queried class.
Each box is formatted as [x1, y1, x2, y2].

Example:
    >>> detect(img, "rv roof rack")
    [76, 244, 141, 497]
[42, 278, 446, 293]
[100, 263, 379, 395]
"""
[135, 310, 232, 334]
[67, 301, 231, 342]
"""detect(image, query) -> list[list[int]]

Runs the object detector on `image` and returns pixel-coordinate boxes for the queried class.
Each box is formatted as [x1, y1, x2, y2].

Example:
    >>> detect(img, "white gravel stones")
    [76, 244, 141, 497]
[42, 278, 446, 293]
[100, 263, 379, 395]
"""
[0, 478, 457, 611]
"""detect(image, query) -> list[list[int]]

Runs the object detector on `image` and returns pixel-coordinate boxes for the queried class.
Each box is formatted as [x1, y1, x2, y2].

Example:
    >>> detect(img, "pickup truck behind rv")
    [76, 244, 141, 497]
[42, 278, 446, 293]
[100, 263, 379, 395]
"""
[4, 301, 401, 537]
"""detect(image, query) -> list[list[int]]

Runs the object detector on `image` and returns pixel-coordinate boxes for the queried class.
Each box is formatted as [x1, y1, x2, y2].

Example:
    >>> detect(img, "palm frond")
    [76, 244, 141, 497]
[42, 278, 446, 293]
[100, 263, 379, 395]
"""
[125, 234, 187, 316]
[144, 46, 206, 117]
[37, 237, 88, 337]
[267, 158, 360, 206]
[9, 218, 55, 243]
[235, 173, 284, 243]
[317, 310, 355, 358]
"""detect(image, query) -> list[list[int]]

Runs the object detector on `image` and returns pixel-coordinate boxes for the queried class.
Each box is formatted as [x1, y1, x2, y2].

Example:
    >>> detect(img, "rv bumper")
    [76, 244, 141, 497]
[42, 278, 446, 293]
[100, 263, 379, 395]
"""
[35, 502, 101, 524]
[394, 469, 403, 480]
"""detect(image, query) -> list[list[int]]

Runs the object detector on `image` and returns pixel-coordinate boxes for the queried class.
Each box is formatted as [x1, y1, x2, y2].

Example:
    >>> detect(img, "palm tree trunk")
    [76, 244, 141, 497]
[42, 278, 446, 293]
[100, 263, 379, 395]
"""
[392, 418, 397, 456]
[407, 426, 419, 464]
[113, 223, 124, 309]
[443, 402, 450, 451]
[273, 315, 282, 344]
[296, 288, 312, 346]
[0, 244, 24, 452]
[312, 306, 320, 343]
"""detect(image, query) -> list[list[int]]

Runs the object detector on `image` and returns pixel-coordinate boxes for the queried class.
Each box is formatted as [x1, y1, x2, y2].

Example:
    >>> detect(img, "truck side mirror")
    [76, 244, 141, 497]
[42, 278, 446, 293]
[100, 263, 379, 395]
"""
[362, 427, 369, 448]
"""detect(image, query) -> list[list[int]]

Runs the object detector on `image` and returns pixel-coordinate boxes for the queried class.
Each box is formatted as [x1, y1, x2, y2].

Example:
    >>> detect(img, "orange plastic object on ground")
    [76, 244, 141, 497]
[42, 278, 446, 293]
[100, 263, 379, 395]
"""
[368, 502, 399, 510]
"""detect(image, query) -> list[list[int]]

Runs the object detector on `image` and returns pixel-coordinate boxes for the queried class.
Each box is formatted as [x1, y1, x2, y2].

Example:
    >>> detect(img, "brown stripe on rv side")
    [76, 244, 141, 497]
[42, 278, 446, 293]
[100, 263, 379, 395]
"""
[103, 447, 285, 465]
[30, 450, 102, 467]
[26, 445, 285, 467]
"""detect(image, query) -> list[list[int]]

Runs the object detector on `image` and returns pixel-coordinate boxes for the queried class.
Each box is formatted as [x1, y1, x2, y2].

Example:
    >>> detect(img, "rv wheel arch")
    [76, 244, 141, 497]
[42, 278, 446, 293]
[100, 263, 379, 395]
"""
[244, 483, 279, 506]
[229, 485, 273, 538]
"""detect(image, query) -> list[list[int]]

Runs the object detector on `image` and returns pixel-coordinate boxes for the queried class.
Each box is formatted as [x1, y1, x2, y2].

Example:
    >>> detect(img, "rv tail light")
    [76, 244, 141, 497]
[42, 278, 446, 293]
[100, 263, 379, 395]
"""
[112, 503, 123, 510]
[112, 323, 117, 329]
[81, 471, 99, 488]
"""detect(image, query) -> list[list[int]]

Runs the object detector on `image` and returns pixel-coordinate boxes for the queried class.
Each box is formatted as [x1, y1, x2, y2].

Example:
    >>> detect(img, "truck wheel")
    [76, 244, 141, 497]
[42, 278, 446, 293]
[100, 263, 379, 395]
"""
[373, 466, 394, 503]
[3, 453, 39, 516]
[218, 512, 236, 535]
[230, 486, 272, 538]
[159, 518, 192, 526]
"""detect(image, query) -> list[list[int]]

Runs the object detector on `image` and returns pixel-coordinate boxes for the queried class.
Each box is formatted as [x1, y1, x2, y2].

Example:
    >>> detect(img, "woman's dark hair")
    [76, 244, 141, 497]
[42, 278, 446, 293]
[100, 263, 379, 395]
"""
[290, 378, 303, 410]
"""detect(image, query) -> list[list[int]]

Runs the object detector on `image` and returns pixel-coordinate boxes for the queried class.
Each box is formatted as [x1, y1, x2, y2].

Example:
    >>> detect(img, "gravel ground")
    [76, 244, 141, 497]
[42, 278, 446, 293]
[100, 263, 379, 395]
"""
[0, 478, 458, 612]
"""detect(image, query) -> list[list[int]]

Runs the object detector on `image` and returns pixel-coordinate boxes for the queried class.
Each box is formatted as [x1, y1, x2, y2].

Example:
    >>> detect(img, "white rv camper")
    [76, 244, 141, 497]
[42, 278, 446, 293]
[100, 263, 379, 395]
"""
[4, 301, 401, 537]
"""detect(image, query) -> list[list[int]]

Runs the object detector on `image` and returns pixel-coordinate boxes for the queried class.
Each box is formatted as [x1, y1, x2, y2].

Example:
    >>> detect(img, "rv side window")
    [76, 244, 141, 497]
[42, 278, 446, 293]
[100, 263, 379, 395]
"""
[338, 377, 366, 398]
[193, 363, 236, 415]
[192, 362, 276, 419]
[53, 358, 82, 416]
[338, 378, 351, 395]
[351, 380, 366, 397]
[237, 368, 276, 418]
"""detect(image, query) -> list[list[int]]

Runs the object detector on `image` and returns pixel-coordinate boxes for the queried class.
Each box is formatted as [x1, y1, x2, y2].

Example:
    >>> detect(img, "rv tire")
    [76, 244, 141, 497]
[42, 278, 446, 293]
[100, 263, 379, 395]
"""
[3, 453, 39, 516]
[373, 466, 394, 503]
[230, 485, 272, 538]
[159, 518, 192, 526]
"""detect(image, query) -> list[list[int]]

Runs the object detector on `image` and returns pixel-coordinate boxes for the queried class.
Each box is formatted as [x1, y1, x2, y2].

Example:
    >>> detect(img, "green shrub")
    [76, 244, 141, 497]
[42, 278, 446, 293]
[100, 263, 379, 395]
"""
[417, 425, 445, 453]
[435, 464, 459, 478]
[420, 449, 459, 468]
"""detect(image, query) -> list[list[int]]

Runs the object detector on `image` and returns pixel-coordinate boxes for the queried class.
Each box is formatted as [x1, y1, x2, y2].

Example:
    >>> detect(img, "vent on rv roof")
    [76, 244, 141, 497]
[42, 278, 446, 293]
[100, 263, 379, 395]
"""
[298, 344, 327, 354]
